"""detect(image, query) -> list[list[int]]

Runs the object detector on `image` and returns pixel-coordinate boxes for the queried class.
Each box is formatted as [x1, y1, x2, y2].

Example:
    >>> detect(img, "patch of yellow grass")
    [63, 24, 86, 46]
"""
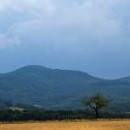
[0, 120, 130, 130]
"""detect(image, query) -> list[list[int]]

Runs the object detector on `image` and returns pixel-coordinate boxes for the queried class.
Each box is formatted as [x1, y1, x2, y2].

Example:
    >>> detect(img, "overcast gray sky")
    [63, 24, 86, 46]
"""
[0, 0, 130, 79]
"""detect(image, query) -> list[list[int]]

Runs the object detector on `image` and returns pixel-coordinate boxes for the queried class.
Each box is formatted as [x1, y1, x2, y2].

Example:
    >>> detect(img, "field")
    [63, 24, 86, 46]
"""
[0, 120, 130, 130]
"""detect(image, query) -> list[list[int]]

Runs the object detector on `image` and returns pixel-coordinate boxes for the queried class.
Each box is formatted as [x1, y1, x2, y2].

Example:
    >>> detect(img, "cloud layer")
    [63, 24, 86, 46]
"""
[0, 0, 126, 49]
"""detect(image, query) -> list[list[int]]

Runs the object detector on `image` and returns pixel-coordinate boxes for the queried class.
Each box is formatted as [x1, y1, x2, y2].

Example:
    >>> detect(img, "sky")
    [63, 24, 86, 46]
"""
[0, 0, 130, 79]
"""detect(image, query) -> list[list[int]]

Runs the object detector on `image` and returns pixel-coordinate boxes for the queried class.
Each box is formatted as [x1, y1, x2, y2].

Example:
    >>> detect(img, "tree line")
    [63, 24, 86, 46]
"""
[0, 109, 130, 122]
[0, 92, 130, 121]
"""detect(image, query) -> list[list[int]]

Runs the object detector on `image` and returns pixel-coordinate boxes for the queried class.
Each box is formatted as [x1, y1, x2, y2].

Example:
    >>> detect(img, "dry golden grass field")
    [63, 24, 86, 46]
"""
[0, 120, 130, 130]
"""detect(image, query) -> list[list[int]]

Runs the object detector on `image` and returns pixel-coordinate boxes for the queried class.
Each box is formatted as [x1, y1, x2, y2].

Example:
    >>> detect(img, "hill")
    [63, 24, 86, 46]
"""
[0, 65, 130, 111]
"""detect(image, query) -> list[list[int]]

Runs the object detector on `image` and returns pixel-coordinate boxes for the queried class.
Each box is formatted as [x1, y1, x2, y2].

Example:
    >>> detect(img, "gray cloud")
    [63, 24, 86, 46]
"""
[0, 0, 124, 49]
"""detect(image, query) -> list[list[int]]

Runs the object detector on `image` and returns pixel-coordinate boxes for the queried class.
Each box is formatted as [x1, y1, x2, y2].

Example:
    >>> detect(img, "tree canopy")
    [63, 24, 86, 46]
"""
[83, 93, 109, 119]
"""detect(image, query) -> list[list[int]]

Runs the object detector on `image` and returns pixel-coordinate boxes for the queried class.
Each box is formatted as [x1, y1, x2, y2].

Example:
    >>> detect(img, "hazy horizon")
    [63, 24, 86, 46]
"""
[0, 0, 130, 79]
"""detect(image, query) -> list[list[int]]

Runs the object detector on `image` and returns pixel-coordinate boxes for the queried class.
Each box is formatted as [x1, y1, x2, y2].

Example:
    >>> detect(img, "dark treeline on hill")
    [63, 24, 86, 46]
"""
[0, 100, 130, 121]
[0, 108, 130, 121]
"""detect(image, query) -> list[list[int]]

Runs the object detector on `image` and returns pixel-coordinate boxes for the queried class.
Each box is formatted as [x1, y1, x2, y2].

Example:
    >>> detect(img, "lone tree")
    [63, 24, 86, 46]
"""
[83, 93, 109, 119]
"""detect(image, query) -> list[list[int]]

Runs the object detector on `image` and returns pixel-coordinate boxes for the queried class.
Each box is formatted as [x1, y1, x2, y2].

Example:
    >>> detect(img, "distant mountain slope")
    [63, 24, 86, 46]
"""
[0, 65, 130, 111]
[118, 76, 130, 83]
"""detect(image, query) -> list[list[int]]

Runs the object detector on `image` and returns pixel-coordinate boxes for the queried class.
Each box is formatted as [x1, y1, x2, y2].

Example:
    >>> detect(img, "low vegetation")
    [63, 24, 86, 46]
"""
[0, 108, 130, 122]
[0, 93, 130, 121]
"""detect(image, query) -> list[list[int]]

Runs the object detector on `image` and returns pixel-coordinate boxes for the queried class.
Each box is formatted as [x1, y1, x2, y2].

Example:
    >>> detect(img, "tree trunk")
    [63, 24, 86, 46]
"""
[95, 109, 99, 119]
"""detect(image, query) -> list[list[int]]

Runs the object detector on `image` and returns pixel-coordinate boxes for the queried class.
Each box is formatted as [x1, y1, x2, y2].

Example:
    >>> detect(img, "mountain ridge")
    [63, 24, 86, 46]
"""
[1, 65, 128, 80]
[0, 65, 130, 111]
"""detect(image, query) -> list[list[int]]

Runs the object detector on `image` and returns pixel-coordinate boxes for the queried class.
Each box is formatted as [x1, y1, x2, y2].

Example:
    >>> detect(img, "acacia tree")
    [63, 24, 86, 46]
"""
[83, 93, 109, 119]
